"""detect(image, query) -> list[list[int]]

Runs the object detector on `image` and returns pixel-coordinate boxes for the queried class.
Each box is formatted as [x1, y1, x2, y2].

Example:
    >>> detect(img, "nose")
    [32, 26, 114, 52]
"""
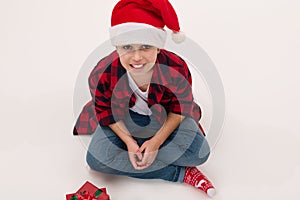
[132, 49, 142, 61]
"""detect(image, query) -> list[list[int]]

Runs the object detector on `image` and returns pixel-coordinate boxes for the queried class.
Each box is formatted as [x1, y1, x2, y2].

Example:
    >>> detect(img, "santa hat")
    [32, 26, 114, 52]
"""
[109, 0, 185, 48]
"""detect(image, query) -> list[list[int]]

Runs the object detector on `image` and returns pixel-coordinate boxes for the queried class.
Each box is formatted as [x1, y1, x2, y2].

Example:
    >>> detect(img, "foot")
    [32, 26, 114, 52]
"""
[183, 167, 216, 197]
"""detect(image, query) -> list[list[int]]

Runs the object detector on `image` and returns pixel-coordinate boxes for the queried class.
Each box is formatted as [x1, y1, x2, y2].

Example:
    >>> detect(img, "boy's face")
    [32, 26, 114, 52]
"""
[116, 44, 160, 75]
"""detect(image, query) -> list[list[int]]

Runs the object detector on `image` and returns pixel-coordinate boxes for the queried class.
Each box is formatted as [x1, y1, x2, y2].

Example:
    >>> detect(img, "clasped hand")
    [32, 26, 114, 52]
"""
[126, 138, 160, 170]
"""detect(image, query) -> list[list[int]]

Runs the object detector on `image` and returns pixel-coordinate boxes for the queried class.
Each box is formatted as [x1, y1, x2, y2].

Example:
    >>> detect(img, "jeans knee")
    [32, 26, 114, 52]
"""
[185, 134, 210, 166]
[197, 139, 210, 165]
[198, 150, 210, 165]
[86, 151, 107, 171]
[180, 118, 198, 130]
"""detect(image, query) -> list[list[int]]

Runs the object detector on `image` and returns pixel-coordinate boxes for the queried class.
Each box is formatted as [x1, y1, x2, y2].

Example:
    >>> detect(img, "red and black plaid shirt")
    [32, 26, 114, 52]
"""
[73, 49, 205, 135]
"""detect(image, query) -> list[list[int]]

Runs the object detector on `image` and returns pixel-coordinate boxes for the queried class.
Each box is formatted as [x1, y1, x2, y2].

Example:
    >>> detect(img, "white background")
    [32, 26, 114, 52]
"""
[1, 0, 300, 199]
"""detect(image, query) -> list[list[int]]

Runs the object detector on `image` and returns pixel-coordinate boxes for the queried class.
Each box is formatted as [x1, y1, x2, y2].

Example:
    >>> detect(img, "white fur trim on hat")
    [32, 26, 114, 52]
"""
[109, 23, 167, 48]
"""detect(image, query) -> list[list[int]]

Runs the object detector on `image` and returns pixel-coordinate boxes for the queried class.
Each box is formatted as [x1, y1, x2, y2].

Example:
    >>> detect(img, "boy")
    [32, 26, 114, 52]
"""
[74, 0, 216, 197]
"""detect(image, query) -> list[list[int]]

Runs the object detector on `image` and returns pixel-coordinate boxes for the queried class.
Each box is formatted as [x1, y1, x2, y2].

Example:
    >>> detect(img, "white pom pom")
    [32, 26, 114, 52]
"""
[207, 188, 216, 197]
[172, 31, 186, 43]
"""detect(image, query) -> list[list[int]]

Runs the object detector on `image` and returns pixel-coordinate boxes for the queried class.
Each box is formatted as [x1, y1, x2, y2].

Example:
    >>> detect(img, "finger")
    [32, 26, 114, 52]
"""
[138, 143, 147, 153]
[136, 144, 147, 163]
[128, 152, 139, 169]
[135, 163, 150, 170]
[137, 152, 149, 166]
[135, 151, 143, 161]
[139, 151, 158, 166]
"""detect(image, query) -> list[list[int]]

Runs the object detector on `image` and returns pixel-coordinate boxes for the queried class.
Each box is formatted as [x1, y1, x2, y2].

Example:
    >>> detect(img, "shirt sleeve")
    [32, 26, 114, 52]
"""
[163, 58, 201, 121]
[89, 67, 126, 127]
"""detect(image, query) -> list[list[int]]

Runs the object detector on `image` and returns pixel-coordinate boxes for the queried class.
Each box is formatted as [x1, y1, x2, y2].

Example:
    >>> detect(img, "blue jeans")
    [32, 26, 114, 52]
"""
[86, 110, 210, 182]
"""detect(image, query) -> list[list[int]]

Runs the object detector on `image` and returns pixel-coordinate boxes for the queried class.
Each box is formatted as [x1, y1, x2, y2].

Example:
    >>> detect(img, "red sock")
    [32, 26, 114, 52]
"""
[183, 167, 216, 197]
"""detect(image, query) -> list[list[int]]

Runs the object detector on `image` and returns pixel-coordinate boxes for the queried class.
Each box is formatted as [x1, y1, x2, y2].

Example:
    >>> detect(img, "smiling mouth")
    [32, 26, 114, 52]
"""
[130, 64, 145, 69]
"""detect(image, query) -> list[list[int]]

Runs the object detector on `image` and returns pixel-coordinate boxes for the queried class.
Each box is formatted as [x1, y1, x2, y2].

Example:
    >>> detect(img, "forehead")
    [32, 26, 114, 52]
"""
[118, 44, 149, 47]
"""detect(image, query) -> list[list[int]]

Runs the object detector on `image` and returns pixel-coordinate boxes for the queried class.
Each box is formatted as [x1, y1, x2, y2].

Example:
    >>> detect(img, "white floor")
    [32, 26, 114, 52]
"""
[1, 0, 300, 199]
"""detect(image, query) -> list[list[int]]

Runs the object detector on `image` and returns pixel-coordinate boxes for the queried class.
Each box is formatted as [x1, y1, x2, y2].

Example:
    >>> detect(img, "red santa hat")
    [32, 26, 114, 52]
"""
[109, 0, 185, 48]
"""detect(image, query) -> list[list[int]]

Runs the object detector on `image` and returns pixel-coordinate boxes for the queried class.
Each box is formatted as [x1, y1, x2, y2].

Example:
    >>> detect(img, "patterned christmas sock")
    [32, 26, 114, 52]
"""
[183, 167, 216, 197]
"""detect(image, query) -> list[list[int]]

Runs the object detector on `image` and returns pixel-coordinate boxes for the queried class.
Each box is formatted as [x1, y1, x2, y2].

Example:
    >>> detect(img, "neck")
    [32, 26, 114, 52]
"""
[129, 69, 153, 90]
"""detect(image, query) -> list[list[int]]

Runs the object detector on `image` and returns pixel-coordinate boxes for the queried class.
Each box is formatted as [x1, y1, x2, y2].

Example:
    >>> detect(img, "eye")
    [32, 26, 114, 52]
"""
[122, 45, 132, 50]
[140, 45, 152, 50]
